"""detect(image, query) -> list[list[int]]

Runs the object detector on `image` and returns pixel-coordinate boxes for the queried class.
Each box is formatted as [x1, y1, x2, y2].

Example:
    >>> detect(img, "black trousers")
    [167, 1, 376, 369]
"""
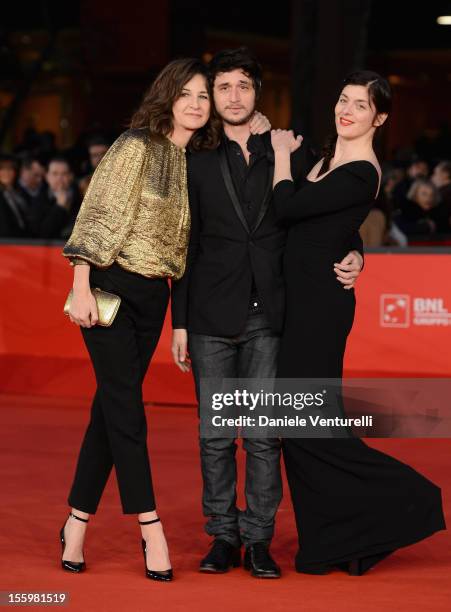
[67, 263, 169, 514]
[189, 313, 282, 548]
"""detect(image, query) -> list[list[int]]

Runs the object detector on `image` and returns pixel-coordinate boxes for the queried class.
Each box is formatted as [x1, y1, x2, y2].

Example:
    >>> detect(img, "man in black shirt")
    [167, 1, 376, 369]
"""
[225, 132, 268, 228]
[171, 48, 364, 578]
[224, 132, 273, 315]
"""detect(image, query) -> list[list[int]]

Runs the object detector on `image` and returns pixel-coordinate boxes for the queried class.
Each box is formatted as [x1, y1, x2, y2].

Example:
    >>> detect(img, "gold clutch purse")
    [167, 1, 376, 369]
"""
[63, 288, 121, 327]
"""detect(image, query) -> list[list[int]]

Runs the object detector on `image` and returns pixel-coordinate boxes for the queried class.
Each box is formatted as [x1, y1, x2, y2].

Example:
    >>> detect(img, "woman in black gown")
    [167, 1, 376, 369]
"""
[270, 71, 445, 575]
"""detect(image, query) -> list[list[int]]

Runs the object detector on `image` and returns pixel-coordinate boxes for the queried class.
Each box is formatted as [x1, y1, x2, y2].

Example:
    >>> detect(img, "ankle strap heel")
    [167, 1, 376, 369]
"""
[139, 517, 173, 582]
[139, 517, 161, 526]
[60, 513, 88, 573]
[70, 511, 89, 523]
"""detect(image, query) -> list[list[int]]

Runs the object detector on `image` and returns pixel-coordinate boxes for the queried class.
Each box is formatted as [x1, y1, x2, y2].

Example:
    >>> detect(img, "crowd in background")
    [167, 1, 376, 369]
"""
[1, 127, 450, 245]
[0, 129, 110, 241]
[360, 157, 451, 247]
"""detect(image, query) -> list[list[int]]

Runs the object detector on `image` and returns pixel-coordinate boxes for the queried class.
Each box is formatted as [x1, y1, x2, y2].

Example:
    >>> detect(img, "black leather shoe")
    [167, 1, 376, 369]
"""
[244, 543, 281, 578]
[199, 539, 241, 573]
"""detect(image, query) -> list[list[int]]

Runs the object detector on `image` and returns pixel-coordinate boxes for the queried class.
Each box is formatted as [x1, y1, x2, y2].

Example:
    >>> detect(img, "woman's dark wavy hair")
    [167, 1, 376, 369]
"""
[319, 70, 392, 176]
[129, 58, 219, 151]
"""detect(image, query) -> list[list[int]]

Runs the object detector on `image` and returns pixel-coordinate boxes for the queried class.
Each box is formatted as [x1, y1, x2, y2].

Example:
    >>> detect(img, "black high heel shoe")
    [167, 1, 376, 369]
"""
[60, 512, 89, 573]
[139, 517, 173, 582]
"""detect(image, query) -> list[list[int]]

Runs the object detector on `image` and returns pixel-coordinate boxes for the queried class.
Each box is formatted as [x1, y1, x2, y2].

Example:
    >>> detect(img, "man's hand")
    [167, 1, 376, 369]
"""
[334, 250, 363, 290]
[172, 329, 191, 372]
[249, 111, 271, 135]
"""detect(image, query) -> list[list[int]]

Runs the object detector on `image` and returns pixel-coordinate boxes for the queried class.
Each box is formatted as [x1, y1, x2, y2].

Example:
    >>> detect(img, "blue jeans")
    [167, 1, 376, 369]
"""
[189, 313, 282, 547]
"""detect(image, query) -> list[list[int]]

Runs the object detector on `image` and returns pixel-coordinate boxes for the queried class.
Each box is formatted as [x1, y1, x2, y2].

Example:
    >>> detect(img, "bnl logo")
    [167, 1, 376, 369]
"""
[381, 294, 449, 327]
[380, 294, 410, 328]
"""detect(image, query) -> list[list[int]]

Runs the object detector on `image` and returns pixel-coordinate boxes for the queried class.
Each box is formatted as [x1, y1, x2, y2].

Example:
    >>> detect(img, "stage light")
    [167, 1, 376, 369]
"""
[437, 15, 451, 25]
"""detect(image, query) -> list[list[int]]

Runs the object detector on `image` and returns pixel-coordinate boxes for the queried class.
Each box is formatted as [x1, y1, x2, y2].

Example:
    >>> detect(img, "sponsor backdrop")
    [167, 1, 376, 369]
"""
[346, 253, 451, 378]
[0, 245, 450, 403]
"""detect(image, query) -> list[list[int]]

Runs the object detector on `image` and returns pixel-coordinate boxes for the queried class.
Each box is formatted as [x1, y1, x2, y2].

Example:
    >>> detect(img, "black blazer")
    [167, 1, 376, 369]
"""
[171, 133, 362, 337]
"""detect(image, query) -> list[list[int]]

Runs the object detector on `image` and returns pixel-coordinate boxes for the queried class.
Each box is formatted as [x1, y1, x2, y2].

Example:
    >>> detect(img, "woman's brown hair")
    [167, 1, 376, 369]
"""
[130, 58, 219, 151]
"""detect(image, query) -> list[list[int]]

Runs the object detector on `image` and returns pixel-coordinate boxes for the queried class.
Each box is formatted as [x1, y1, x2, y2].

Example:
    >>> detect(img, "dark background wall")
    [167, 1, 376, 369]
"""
[1, 0, 450, 159]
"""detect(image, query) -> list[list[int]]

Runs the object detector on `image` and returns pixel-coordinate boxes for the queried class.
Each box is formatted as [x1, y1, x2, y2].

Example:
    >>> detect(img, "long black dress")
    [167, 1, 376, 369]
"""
[273, 161, 446, 573]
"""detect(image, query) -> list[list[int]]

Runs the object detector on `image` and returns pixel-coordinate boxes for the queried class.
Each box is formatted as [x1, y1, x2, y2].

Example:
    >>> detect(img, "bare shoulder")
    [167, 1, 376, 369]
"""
[365, 156, 382, 198]
[366, 155, 381, 179]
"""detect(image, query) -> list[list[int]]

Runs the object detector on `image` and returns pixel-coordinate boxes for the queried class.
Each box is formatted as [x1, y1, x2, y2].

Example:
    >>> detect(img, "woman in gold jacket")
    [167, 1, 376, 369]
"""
[59, 58, 215, 582]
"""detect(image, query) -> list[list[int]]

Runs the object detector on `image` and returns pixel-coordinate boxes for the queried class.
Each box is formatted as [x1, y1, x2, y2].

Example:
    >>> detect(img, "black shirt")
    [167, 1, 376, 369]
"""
[223, 132, 270, 231]
[223, 132, 272, 309]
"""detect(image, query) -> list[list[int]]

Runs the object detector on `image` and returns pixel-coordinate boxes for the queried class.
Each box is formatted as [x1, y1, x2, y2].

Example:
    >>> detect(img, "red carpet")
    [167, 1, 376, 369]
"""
[1, 393, 450, 612]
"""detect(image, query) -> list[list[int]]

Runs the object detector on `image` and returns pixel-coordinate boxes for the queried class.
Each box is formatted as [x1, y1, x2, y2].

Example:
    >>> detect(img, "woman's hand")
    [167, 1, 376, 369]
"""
[172, 329, 191, 372]
[334, 251, 363, 289]
[271, 129, 303, 153]
[249, 111, 271, 135]
[69, 288, 99, 328]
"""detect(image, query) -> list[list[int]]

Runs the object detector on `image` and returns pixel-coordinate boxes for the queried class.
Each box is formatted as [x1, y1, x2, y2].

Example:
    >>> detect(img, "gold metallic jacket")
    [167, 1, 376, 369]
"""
[62, 128, 190, 280]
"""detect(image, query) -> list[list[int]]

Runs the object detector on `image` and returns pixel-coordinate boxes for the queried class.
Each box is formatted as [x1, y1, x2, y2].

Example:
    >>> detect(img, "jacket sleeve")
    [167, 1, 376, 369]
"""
[273, 162, 378, 222]
[171, 160, 200, 329]
[62, 130, 147, 267]
[289, 136, 317, 186]
[349, 229, 364, 260]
